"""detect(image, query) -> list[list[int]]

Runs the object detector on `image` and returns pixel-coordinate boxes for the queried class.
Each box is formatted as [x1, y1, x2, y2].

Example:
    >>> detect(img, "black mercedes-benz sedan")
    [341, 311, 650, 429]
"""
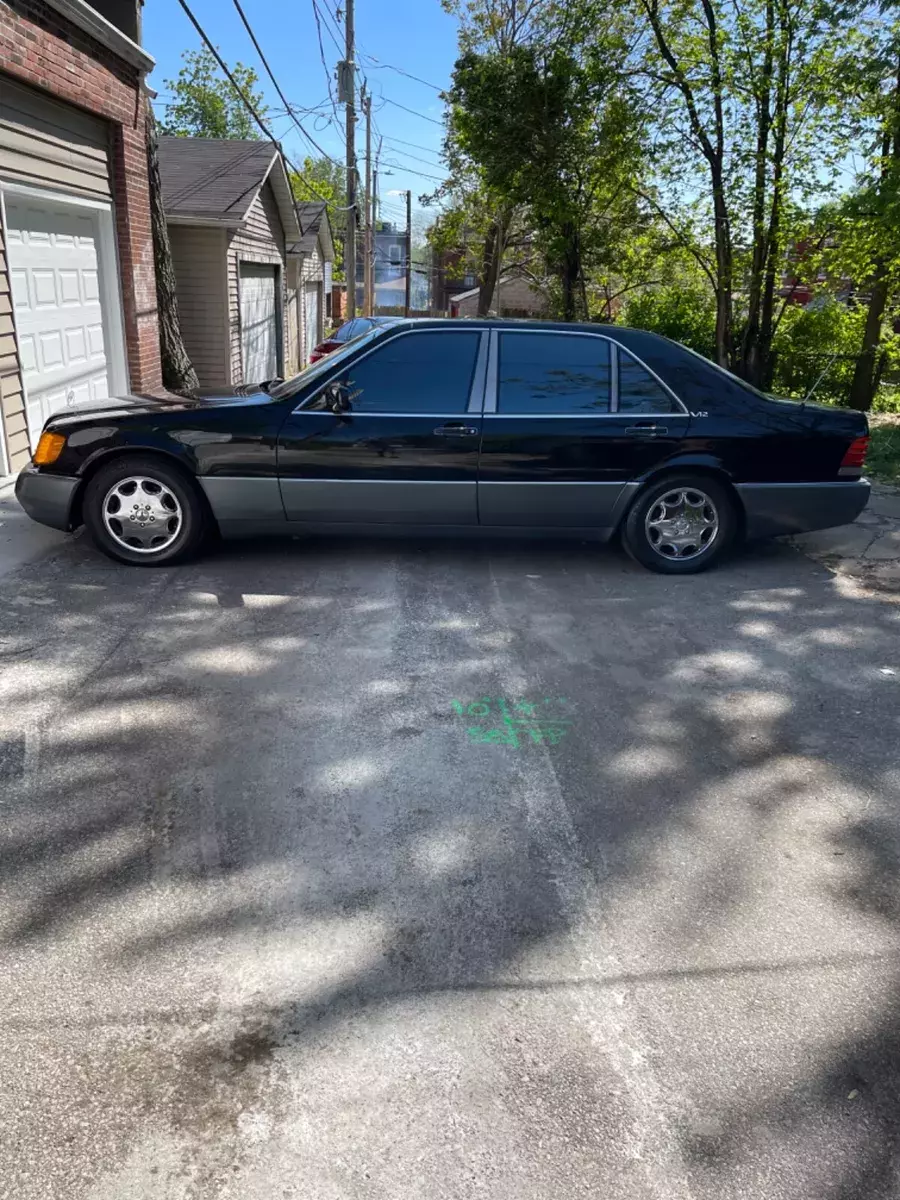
[16, 319, 870, 574]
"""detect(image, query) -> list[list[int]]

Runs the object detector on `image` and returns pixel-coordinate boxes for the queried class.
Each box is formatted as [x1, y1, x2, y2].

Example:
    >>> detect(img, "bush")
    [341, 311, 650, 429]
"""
[769, 301, 865, 404]
[619, 284, 717, 360]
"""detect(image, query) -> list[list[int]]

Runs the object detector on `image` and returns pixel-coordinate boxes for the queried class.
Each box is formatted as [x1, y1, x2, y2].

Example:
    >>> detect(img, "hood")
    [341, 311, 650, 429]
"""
[46, 383, 273, 427]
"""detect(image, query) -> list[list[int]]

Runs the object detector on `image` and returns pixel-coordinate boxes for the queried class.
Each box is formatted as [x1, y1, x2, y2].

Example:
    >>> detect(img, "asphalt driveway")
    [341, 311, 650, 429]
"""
[2, 530, 900, 1199]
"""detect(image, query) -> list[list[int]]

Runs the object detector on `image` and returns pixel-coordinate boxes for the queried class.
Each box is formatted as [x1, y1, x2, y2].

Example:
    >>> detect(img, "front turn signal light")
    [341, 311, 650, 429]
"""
[33, 431, 67, 466]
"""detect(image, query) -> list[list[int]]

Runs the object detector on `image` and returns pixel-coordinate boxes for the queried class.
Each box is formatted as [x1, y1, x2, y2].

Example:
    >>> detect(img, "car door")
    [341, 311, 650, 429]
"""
[277, 327, 488, 525]
[477, 330, 691, 530]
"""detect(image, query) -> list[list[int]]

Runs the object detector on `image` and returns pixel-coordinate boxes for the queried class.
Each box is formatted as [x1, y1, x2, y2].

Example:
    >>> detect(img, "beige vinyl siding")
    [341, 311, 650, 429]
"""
[0, 75, 111, 200]
[0, 221, 28, 472]
[299, 243, 324, 365]
[285, 255, 300, 376]
[168, 224, 229, 388]
[226, 181, 285, 385]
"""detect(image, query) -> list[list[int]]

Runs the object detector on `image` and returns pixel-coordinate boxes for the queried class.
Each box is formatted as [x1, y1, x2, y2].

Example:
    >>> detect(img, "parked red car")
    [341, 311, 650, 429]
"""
[309, 316, 404, 363]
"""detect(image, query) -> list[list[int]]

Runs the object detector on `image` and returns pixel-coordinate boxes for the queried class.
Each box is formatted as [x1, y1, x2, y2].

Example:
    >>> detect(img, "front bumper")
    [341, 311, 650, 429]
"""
[736, 480, 871, 539]
[15, 468, 81, 532]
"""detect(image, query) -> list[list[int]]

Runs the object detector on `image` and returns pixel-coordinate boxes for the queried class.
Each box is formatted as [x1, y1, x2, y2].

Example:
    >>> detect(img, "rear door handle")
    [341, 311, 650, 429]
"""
[625, 424, 667, 437]
[434, 423, 479, 437]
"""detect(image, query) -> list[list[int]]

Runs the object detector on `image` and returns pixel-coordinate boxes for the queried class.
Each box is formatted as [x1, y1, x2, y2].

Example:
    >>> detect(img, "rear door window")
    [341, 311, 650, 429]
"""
[616, 348, 682, 413]
[498, 333, 611, 414]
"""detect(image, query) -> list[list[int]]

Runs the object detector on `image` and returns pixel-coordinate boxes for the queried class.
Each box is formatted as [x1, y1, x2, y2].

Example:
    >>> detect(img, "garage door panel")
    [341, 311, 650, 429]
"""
[5, 197, 112, 443]
[240, 263, 278, 382]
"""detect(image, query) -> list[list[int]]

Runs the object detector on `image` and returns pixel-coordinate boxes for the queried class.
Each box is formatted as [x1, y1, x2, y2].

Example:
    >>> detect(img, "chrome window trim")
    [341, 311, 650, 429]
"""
[291, 326, 485, 416]
[483, 330, 500, 414]
[486, 328, 689, 417]
[467, 332, 490, 414]
[482, 412, 691, 420]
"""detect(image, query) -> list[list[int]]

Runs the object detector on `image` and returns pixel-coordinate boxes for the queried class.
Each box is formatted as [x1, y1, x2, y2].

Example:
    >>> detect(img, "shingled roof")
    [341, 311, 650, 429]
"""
[158, 137, 301, 240]
[289, 201, 334, 259]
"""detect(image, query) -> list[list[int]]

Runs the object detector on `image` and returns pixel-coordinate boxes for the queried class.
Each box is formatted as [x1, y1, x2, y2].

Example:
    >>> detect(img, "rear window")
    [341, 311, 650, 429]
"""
[617, 349, 682, 413]
[498, 332, 612, 414]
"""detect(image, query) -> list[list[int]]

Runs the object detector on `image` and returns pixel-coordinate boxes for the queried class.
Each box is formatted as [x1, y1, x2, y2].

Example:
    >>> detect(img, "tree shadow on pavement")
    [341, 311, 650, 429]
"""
[2, 533, 900, 1197]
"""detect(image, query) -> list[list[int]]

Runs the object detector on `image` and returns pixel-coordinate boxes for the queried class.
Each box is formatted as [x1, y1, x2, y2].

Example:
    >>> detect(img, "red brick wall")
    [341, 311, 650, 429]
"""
[1, 0, 162, 391]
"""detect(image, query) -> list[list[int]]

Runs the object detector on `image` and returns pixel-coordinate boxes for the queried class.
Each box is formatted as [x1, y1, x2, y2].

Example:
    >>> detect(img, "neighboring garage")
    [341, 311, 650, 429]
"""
[0, 0, 162, 476]
[0, 80, 126, 458]
[158, 137, 302, 388]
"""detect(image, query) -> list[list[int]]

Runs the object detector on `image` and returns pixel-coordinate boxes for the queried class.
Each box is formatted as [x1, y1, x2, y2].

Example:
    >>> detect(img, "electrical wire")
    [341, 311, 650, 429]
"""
[381, 97, 444, 126]
[231, 0, 343, 169]
[310, 0, 341, 125]
[312, 0, 343, 57]
[173, 0, 352, 210]
[359, 55, 443, 92]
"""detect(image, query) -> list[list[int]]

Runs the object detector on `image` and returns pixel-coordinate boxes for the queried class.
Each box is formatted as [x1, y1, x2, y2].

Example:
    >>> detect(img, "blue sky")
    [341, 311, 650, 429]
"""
[143, 0, 459, 230]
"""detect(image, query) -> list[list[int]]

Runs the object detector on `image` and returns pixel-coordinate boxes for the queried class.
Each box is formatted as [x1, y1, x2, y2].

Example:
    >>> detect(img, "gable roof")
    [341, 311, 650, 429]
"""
[290, 201, 335, 262]
[158, 137, 301, 240]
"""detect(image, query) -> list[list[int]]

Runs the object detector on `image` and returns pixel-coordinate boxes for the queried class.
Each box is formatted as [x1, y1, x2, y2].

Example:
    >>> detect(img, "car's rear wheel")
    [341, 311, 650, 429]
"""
[622, 474, 736, 574]
[83, 456, 208, 566]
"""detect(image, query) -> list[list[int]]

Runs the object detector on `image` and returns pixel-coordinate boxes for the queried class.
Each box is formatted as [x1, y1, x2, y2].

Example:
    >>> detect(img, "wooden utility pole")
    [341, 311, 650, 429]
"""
[344, 0, 356, 317]
[404, 189, 412, 318]
[363, 88, 373, 315]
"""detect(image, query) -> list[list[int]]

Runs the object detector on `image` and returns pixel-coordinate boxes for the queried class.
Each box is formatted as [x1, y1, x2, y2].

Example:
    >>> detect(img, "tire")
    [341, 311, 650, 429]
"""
[83, 455, 208, 567]
[621, 473, 737, 575]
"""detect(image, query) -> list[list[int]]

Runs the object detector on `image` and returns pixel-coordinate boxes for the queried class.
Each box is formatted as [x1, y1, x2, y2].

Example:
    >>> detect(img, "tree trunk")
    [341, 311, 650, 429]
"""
[711, 184, 733, 368]
[739, 0, 774, 382]
[146, 107, 199, 394]
[848, 271, 890, 412]
[477, 218, 504, 316]
[848, 54, 900, 412]
[560, 221, 580, 323]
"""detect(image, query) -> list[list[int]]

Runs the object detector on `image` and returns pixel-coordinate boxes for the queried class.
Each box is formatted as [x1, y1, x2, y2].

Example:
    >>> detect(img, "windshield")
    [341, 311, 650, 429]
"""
[269, 326, 388, 400]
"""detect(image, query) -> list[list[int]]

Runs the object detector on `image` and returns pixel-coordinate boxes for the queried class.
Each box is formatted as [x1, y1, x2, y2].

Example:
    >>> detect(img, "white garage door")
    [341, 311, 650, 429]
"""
[240, 263, 278, 382]
[5, 197, 112, 443]
[304, 282, 320, 365]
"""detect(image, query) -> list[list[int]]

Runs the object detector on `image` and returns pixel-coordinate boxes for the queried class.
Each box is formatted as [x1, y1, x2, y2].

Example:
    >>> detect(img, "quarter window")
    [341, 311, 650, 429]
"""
[340, 331, 481, 413]
[617, 349, 681, 413]
[498, 333, 611, 414]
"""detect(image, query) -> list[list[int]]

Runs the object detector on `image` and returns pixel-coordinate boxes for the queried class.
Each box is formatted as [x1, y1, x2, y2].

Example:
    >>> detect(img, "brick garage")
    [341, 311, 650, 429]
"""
[0, 0, 160, 473]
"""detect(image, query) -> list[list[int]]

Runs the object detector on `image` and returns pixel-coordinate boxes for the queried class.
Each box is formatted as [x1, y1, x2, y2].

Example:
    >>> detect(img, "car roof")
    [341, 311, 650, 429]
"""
[372, 317, 687, 356]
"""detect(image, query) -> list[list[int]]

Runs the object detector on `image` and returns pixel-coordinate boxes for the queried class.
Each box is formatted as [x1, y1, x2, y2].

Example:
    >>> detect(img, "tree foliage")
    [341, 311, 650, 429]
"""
[160, 48, 267, 140]
[290, 157, 347, 279]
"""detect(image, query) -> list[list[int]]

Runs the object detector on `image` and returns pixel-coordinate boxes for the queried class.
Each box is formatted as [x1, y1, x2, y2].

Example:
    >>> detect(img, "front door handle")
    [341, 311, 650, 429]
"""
[434, 423, 479, 437]
[625, 424, 667, 437]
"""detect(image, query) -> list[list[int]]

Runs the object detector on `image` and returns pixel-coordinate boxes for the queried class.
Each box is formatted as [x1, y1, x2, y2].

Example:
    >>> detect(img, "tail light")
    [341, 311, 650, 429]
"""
[840, 435, 869, 473]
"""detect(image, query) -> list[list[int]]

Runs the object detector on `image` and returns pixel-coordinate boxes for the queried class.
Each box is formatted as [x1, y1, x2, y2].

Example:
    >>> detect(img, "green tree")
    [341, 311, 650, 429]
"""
[613, 0, 860, 386]
[160, 48, 267, 139]
[839, 12, 900, 410]
[290, 157, 347, 279]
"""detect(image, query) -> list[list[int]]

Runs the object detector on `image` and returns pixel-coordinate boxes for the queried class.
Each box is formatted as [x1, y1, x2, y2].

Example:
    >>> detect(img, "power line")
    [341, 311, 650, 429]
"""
[381, 97, 444, 126]
[380, 159, 445, 182]
[312, 0, 343, 56]
[310, 0, 341, 122]
[360, 56, 443, 92]
[173, 0, 350, 210]
[230, 0, 343, 169]
[381, 133, 445, 157]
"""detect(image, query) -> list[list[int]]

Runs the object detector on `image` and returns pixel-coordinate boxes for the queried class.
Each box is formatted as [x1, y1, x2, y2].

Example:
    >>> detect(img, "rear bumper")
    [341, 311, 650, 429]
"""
[736, 480, 870, 539]
[15, 468, 80, 532]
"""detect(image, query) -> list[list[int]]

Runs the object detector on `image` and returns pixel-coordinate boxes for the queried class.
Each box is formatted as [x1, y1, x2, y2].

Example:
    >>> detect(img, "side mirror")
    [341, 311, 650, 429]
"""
[327, 381, 351, 415]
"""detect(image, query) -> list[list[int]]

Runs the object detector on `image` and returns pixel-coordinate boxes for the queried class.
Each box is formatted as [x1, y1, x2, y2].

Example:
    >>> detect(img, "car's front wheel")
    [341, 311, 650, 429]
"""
[622, 474, 737, 574]
[83, 455, 208, 566]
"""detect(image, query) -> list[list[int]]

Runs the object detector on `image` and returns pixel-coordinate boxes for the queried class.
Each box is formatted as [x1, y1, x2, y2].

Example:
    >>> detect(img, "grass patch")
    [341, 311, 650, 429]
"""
[867, 417, 900, 486]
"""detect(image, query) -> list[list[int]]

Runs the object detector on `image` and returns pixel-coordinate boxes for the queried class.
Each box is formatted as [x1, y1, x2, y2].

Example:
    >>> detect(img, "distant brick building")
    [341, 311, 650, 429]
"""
[0, 0, 160, 472]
